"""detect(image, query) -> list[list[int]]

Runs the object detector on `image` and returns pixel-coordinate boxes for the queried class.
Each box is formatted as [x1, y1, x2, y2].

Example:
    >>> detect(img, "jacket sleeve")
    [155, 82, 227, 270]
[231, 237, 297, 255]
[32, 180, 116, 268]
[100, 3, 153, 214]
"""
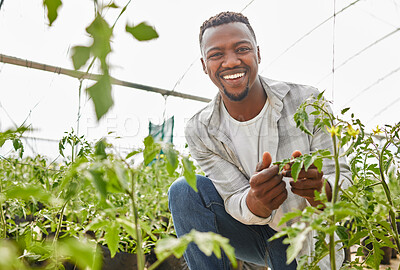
[184, 119, 275, 225]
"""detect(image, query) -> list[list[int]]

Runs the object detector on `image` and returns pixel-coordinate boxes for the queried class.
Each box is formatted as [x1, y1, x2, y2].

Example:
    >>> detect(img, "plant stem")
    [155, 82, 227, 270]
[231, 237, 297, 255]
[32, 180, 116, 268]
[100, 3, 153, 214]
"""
[331, 135, 341, 204]
[329, 233, 336, 270]
[0, 200, 6, 238]
[53, 201, 68, 245]
[129, 171, 145, 270]
[329, 134, 341, 270]
[378, 140, 400, 255]
[0, 173, 6, 239]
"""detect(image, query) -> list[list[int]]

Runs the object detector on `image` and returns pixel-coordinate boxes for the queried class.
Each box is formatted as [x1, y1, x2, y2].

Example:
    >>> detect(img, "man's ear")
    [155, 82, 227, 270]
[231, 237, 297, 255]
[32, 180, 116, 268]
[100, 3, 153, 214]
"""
[201, 58, 208, 74]
[257, 46, 261, 64]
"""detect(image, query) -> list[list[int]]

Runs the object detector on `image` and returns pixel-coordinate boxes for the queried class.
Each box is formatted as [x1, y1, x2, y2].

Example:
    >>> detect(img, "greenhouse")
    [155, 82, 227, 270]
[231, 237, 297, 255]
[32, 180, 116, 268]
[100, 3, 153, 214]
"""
[0, 0, 399, 269]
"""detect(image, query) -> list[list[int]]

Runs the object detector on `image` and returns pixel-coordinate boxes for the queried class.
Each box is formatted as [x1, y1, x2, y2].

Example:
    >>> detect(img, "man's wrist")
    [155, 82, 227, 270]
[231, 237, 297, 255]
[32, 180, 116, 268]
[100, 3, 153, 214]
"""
[246, 192, 272, 218]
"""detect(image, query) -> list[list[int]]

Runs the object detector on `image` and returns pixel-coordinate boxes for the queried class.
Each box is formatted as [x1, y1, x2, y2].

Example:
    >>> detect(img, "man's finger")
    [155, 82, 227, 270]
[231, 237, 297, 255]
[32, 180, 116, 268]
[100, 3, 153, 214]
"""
[251, 165, 281, 186]
[256, 152, 272, 172]
[291, 150, 302, 158]
[290, 178, 324, 190]
[283, 150, 303, 170]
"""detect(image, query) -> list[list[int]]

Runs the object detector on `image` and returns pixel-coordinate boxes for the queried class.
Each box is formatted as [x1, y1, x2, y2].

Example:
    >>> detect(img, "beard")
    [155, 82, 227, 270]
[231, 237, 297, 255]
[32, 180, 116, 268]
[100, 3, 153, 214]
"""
[218, 76, 250, 102]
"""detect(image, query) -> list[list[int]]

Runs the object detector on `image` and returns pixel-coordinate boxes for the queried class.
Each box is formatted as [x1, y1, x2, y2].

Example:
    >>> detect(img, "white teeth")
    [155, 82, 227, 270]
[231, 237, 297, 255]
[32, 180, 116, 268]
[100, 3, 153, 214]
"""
[223, 72, 245, 80]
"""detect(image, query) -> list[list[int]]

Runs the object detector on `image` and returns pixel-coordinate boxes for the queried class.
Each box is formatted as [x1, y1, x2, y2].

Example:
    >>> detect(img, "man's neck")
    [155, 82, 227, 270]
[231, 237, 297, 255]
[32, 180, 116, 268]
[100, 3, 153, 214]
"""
[222, 77, 266, 122]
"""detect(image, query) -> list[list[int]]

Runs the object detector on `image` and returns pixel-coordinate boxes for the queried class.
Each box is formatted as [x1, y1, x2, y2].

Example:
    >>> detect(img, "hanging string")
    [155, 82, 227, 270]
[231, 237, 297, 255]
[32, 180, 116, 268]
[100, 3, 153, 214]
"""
[331, 0, 337, 107]
[76, 79, 83, 137]
[342, 66, 400, 108]
[261, 0, 361, 74]
[316, 27, 400, 85]
[367, 97, 400, 124]
[240, 0, 256, 12]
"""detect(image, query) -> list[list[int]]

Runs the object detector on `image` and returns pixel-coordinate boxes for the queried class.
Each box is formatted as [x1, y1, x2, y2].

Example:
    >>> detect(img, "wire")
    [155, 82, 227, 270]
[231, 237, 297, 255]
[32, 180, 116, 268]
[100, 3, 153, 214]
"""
[260, 0, 362, 73]
[0, 154, 62, 172]
[332, 0, 337, 106]
[240, 0, 256, 12]
[367, 96, 400, 123]
[317, 27, 400, 84]
[0, 101, 18, 127]
[336, 28, 400, 71]
[342, 66, 400, 108]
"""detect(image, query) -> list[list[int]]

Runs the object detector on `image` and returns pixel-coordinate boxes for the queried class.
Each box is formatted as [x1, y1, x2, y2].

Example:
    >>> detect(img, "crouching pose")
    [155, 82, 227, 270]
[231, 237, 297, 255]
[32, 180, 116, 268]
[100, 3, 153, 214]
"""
[169, 11, 351, 270]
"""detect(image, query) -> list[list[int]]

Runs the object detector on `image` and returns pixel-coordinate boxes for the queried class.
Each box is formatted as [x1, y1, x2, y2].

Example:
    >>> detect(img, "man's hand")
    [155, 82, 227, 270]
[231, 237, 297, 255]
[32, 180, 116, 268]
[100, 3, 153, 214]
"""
[283, 150, 332, 207]
[246, 152, 288, 218]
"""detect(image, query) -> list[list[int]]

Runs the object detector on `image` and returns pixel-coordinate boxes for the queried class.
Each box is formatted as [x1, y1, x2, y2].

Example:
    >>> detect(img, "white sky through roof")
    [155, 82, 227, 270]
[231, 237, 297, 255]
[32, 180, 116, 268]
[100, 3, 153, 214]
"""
[0, 0, 399, 159]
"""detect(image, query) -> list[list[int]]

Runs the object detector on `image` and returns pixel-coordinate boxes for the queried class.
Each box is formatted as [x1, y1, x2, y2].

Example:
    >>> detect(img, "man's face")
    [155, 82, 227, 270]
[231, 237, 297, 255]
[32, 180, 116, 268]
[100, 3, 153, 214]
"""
[200, 22, 260, 102]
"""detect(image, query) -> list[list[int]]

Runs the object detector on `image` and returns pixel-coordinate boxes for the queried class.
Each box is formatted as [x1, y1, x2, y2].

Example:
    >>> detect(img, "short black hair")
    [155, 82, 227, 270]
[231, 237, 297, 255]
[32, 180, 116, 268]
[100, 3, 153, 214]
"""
[199, 11, 257, 46]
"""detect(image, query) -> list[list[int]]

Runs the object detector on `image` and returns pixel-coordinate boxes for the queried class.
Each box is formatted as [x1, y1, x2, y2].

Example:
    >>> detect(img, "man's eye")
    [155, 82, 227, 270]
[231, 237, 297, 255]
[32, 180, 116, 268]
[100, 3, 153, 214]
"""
[237, 47, 250, 52]
[209, 52, 222, 59]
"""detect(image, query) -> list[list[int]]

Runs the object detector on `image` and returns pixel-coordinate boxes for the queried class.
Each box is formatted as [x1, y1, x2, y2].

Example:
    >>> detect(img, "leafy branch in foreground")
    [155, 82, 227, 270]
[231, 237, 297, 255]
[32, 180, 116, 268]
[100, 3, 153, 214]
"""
[269, 92, 399, 270]
[43, 0, 159, 120]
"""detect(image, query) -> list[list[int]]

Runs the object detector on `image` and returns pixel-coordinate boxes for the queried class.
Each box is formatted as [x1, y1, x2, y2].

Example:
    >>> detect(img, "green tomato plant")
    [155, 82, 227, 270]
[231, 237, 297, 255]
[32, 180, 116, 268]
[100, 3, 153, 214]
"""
[272, 92, 400, 270]
[0, 128, 237, 269]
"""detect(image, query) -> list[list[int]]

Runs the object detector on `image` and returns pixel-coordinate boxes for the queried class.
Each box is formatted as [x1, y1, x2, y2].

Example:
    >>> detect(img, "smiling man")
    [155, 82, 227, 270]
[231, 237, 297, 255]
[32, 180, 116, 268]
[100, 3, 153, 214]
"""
[168, 11, 351, 270]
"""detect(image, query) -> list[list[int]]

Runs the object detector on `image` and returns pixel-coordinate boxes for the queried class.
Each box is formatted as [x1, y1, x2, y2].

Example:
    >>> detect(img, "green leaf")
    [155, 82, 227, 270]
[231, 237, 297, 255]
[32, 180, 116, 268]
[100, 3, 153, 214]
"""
[335, 226, 348, 241]
[155, 230, 237, 268]
[317, 91, 324, 100]
[164, 146, 178, 176]
[278, 210, 303, 226]
[126, 22, 159, 41]
[291, 159, 303, 182]
[372, 231, 396, 248]
[156, 236, 190, 261]
[143, 136, 161, 165]
[126, 150, 141, 159]
[86, 218, 108, 232]
[313, 158, 323, 173]
[113, 165, 129, 191]
[193, 230, 236, 267]
[310, 110, 320, 116]
[303, 155, 313, 171]
[12, 138, 22, 151]
[58, 238, 101, 270]
[64, 181, 79, 201]
[116, 218, 136, 240]
[182, 157, 197, 192]
[106, 2, 119, 8]
[341, 107, 350, 114]
[105, 222, 120, 258]
[12, 138, 24, 158]
[88, 170, 107, 200]
[71, 46, 91, 70]
[5, 185, 51, 203]
[43, 0, 62, 26]
[86, 15, 113, 59]
[0, 240, 28, 270]
[348, 230, 368, 246]
[87, 74, 113, 120]
[286, 227, 312, 264]
[94, 139, 107, 159]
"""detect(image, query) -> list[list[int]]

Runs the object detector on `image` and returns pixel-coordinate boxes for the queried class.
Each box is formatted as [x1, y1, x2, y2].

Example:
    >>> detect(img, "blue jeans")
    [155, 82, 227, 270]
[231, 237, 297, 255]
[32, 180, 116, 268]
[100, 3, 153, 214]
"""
[168, 175, 297, 270]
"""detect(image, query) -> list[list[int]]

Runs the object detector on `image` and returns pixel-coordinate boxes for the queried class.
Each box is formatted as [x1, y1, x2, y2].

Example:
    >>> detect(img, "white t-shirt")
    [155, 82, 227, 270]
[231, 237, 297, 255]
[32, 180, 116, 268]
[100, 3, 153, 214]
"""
[220, 99, 272, 177]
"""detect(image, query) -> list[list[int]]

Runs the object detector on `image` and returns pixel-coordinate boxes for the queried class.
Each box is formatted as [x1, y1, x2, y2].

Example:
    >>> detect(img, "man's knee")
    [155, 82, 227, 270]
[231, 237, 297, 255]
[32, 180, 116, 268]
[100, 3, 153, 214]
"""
[168, 175, 214, 207]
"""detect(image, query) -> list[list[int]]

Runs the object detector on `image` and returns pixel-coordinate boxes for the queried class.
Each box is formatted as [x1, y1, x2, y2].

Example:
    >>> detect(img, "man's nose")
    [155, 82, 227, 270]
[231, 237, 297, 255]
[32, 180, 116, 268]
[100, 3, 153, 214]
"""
[222, 52, 240, 68]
